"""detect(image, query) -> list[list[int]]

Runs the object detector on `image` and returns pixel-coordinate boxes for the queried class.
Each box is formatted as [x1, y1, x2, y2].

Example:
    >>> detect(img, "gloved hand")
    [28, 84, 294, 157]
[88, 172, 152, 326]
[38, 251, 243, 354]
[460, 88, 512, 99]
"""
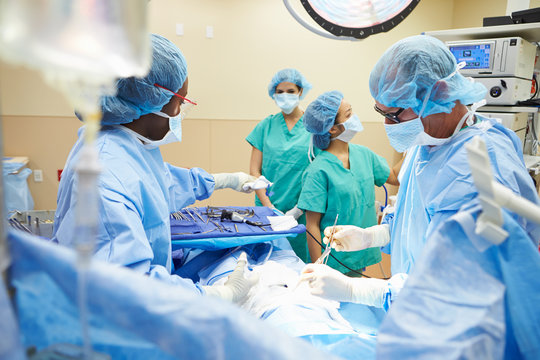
[285, 205, 303, 220]
[203, 252, 258, 303]
[241, 175, 273, 192]
[212, 172, 257, 193]
[323, 224, 390, 251]
[299, 264, 388, 307]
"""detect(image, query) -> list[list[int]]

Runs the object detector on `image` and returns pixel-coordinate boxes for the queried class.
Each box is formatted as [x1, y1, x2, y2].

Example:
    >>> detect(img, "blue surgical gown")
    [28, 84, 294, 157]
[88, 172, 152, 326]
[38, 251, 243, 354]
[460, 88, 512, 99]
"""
[384, 116, 540, 275]
[377, 206, 540, 360]
[53, 125, 215, 290]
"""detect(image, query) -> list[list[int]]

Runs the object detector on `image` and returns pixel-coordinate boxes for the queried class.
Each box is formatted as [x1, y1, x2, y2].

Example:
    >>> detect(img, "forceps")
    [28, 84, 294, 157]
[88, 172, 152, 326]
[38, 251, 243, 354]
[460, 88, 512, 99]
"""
[294, 213, 340, 291]
[314, 214, 339, 265]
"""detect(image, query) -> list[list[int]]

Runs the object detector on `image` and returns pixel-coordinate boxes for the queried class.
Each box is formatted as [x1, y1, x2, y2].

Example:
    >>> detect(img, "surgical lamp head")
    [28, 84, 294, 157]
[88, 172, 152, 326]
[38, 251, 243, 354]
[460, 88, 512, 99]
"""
[81, 34, 188, 125]
[369, 35, 486, 118]
[268, 68, 312, 99]
[304, 90, 344, 150]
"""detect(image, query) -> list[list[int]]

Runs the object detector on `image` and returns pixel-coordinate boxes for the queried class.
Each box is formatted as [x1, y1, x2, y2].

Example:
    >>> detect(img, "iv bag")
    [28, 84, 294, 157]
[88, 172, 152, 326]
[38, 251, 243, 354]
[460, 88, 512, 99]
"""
[0, 0, 150, 86]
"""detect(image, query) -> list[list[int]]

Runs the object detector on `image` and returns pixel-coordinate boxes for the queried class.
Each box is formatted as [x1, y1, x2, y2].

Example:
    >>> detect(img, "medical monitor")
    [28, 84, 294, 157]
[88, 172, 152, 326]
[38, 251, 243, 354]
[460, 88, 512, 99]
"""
[449, 42, 494, 70]
[446, 37, 536, 79]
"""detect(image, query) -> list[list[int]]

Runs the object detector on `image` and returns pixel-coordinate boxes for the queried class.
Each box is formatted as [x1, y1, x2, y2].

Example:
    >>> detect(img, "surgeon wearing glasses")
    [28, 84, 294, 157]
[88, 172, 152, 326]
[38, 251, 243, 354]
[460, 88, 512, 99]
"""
[53, 34, 257, 303]
[350, 35, 539, 360]
[300, 35, 539, 317]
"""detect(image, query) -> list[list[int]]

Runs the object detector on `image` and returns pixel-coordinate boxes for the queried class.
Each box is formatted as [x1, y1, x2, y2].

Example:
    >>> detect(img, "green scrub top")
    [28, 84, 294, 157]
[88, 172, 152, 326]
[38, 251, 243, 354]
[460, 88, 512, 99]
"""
[298, 144, 390, 273]
[246, 112, 316, 262]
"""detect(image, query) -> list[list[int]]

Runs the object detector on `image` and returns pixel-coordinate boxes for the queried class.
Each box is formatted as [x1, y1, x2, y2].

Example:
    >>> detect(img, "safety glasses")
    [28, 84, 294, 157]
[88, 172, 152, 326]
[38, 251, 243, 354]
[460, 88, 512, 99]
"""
[374, 105, 404, 124]
[154, 83, 198, 106]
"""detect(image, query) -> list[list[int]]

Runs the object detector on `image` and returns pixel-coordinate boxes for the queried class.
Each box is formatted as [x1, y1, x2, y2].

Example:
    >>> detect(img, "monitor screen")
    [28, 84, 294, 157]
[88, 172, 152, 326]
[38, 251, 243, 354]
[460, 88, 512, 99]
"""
[449, 43, 492, 69]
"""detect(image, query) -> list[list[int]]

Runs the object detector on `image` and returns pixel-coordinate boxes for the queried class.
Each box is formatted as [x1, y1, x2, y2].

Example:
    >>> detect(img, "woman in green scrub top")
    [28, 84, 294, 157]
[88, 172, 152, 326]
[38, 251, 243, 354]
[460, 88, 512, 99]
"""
[246, 68, 313, 262]
[298, 91, 401, 273]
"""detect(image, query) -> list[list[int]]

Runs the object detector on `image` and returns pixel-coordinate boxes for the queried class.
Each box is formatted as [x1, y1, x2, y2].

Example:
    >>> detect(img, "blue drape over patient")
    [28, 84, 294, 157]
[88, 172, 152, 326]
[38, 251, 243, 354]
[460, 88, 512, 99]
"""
[378, 206, 540, 360]
[10, 230, 343, 360]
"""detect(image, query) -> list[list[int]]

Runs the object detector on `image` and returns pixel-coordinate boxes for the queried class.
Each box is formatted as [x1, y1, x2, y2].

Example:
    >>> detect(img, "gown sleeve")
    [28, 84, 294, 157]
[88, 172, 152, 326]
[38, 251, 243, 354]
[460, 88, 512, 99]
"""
[95, 180, 204, 293]
[165, 164, 215, 210]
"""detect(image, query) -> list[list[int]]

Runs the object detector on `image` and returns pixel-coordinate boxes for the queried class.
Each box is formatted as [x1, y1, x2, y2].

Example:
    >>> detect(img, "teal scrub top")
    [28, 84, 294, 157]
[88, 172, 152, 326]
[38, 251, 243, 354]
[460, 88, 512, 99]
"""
[246, 112, 315, 261]
[298, 144, 390, 273]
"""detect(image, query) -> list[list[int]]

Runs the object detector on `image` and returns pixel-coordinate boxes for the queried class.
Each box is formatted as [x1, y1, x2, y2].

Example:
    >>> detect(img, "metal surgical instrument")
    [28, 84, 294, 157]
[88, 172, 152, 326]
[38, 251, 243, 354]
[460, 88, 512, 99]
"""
[315, 214, 339, 265]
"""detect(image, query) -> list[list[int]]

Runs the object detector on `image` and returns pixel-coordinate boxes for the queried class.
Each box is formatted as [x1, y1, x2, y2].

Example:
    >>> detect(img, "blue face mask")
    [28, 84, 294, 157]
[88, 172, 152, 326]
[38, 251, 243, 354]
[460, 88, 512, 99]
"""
[384, 118, 424, 153]
[274, 93, 300, 114]
[383, 63, 466, 153]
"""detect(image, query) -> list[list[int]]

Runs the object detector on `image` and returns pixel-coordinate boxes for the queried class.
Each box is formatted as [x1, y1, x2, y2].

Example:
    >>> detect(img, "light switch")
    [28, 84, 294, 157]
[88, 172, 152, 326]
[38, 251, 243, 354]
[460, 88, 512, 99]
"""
[206, 25, 214, 39]
[34, 169, 43, 182]
[176, 23, 184, 36]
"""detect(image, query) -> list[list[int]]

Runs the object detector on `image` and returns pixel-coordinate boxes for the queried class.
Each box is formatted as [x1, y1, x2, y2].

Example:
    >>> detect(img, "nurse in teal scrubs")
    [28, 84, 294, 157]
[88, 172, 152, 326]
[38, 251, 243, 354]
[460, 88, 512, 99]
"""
[246, 68, 313, 262]
[298, 91, 400, 273]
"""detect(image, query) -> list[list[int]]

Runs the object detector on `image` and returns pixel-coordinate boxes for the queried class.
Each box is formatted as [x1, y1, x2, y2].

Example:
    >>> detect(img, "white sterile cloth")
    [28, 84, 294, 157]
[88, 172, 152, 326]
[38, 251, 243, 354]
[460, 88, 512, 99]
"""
[267, 215, 298, 231]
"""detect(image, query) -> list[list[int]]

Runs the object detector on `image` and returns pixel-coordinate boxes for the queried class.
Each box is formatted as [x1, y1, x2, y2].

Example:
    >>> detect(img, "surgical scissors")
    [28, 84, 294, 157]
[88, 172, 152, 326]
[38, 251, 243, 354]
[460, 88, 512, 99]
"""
[314, 214, 339, 265]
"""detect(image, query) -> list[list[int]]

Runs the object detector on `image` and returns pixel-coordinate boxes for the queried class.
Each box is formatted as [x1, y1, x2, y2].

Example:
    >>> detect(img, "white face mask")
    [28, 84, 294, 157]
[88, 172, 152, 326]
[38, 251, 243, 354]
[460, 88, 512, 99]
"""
[122, 111, 183, 149]
[274, 93, 300, 114]
[332, 113, 363, 143]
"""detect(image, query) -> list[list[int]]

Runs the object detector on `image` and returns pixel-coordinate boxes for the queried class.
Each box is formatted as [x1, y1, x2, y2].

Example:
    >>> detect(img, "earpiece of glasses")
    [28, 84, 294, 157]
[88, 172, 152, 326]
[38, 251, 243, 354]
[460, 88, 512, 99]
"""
[374, 105, 404, 124]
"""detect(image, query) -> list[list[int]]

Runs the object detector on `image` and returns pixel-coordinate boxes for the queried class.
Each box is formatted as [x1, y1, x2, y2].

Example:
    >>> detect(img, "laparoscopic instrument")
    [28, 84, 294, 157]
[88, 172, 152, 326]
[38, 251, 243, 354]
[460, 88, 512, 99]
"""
[220, 210, 270, 232]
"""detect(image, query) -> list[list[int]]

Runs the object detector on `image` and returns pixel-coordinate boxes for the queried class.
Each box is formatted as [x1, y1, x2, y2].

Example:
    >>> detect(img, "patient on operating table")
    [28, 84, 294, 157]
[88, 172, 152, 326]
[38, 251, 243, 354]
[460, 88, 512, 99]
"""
[209, 251, 362, 338]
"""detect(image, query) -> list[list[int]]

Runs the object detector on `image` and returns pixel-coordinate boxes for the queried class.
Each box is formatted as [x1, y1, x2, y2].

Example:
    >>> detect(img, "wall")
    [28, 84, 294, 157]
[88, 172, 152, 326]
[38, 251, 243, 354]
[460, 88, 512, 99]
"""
[1, 0, 455, 210]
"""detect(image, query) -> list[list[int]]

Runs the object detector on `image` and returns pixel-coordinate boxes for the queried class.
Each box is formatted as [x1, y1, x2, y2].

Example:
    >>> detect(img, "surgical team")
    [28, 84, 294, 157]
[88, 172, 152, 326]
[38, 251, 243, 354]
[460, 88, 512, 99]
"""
[48, 32, 539, 357]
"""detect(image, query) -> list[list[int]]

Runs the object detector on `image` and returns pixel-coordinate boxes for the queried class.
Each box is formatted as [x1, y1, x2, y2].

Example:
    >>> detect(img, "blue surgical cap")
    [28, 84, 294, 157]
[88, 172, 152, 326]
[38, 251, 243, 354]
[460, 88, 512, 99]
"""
[304, 91, 344, 150]
[268, 68, 312, 99]
[369, 35, 486, 117]
[96, 34, 188, 125]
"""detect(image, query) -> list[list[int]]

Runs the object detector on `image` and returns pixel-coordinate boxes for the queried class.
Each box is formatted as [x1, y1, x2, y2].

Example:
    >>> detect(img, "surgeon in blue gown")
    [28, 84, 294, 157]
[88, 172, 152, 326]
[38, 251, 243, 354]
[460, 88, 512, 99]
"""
[53, 34, 257, 302]
[312, 35, 540, 359]
[312, 35, 539, 273]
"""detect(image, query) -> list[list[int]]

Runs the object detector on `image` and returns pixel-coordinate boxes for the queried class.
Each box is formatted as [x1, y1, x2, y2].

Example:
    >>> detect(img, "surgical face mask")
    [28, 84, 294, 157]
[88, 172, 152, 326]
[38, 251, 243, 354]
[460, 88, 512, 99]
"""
[274, 93, 300, 114]
[123, 111, 183, 150]
[332, 113, 363, 143]
[384, 62, 473, 153]
[384, 103, 483, 152]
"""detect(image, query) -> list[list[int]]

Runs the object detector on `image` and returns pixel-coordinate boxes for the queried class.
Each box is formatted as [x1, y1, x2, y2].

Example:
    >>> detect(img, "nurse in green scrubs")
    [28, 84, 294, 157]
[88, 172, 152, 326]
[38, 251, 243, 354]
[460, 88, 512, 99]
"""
[246, 68, 313, 262]
[298, 91, 400, 273]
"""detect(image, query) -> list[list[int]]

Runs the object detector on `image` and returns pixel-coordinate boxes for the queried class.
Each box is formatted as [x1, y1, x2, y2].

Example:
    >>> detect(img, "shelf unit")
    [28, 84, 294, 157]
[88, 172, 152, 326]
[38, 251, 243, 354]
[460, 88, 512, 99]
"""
[424, 22, 540, 43]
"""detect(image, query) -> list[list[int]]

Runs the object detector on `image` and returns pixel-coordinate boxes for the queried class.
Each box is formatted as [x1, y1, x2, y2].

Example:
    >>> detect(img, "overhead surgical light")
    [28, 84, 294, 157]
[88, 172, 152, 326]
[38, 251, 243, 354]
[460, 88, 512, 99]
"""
[284, 0, 421, 40]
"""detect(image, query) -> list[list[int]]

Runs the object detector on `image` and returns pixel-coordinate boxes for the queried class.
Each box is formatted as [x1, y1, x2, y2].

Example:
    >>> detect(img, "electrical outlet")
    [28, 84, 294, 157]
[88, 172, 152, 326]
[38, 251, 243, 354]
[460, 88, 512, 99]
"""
[34, 169, 43, 182]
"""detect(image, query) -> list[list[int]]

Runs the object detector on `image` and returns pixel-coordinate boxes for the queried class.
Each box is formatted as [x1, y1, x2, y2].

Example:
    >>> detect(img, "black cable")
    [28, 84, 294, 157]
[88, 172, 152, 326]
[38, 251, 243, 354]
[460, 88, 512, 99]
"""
[305, 228, 390, 280]
[519, 76, 540, 105]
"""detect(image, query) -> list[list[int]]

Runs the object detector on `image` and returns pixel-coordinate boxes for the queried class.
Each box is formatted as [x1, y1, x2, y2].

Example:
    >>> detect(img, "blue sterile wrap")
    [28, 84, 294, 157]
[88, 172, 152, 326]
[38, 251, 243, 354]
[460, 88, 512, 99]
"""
[170, 206, 306, 250]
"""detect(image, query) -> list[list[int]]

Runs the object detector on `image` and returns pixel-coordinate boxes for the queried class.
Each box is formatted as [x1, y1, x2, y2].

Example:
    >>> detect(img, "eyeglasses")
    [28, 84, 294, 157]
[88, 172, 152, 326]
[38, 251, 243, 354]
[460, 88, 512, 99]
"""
[154, 83, 198, 106]
[373, 105, 404, 124]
